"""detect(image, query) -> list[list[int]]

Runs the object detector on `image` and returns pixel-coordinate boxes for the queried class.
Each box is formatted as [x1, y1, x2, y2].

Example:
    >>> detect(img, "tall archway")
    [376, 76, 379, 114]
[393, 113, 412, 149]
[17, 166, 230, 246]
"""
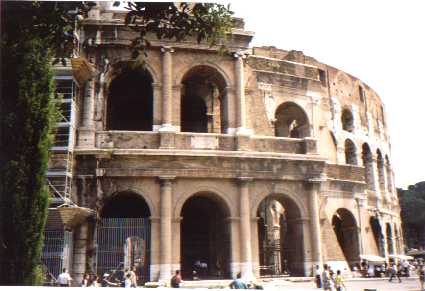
[256, 194, 305, 276]
[386, 223, 394, 255]
[274, 102, 310, 138]
[369, 217, 384, 257]
[362, 143, 375, 190]
[345, 139, 357, 165]
[97, 191, 151, 283]
[376, 150, 385, 192]
[332, 209, 359, 266]
[107, 67, 153, 130]
[180, 192, 231, 279]
[181, 66, 227, 133]
[341, 109, 354, 132]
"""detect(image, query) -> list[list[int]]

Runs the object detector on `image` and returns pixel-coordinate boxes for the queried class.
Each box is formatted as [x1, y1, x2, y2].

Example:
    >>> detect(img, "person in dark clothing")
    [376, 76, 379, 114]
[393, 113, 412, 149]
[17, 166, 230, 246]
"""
[171, 270, 182, 288]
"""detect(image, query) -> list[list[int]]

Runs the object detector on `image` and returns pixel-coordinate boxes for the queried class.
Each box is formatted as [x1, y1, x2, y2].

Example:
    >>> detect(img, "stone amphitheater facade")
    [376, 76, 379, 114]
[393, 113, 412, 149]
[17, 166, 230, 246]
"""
[50, 5, 403, 284]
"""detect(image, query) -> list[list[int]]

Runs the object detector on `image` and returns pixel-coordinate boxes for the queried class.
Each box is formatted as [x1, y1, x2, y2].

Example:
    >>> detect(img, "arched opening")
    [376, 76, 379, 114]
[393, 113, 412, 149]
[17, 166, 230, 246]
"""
[257, 194, 305, 276]
[394, 224, 400, 254]
[341, 109, 354, 132]
[385, 155, 393, 193]
[180, 193, 231, 279]
[376, 150, 385, 192]
[370, 217, 384, 257]
[97, 191, 151, 283]
[362, 143, 375, 190]
[345, 139, 357, 165]
[107, 67, 153, 130]
[274, 102, 310, 138]
[181, 66, 227, 133]
[386, 223, 394, 255]
[332, 209, 360, 266]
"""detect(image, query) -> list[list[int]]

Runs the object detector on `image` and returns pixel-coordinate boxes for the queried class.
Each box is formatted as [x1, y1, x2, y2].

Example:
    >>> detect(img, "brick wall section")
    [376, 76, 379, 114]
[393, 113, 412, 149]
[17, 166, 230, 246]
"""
[326, 164, 365, 182]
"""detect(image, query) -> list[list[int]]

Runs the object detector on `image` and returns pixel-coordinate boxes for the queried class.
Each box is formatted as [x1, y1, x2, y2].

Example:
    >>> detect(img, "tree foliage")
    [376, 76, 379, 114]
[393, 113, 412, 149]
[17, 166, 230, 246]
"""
[398, 181, 425, 249]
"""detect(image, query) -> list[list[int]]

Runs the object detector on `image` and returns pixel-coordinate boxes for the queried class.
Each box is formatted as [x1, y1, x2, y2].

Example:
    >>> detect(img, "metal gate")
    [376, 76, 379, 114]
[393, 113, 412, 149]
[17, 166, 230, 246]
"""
[95, 218, 150, 283]
[41, 230, 73, 284]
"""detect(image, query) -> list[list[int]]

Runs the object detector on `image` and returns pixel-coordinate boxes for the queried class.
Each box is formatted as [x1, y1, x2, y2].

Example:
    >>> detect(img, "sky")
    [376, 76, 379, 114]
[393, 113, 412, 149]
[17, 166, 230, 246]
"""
[226, 0, 425, 189]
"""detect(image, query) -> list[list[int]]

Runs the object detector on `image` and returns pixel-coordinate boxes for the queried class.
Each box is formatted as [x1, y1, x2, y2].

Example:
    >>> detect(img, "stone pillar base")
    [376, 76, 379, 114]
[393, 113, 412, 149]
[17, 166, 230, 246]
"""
[159, 126, 176, 149]
[158, 263, 172, 283]
[236, 130, 251, 151]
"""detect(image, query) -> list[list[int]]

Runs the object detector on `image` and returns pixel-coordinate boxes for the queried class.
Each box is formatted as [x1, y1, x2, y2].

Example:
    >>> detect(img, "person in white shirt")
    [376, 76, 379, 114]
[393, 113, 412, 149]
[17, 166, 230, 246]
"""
[124, 273, 132, 288]
[57, 268, 73, 287]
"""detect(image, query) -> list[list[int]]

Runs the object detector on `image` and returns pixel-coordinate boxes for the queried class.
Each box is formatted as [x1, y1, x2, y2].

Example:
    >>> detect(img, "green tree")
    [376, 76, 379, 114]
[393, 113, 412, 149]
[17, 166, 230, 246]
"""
[397, 181, 425, 249]
[1, 1, 233, 285]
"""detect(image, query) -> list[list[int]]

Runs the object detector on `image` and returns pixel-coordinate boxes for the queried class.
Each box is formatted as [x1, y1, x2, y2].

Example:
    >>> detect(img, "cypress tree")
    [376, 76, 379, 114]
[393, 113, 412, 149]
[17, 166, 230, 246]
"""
[0, 37, 57, 285]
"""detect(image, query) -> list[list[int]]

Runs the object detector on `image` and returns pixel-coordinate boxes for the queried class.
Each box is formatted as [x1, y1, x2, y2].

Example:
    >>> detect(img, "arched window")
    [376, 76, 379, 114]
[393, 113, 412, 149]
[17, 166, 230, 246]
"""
[362, 143, 375, 190]
[181, 66, 227, 133]
[341, 109, 354, 132]
[274, 102, 310, 138]
[107, 67, 153, 131]
[376, 150, 385, 192]
[345, 139, 357, 165]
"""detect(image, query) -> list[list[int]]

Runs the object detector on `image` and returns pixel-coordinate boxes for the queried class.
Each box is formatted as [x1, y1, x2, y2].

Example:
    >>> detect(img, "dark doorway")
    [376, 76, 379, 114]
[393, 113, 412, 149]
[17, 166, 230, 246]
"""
[332, 208, 360, 266]
[107, 68, 153, 131]
[181, 66, 227, 133]
[274, 102, 310, 138]
[180, 194, 231, 279]
[257, 195, 305, 276]
[97, 192, 151, 284]
[370, 217, 384, 257]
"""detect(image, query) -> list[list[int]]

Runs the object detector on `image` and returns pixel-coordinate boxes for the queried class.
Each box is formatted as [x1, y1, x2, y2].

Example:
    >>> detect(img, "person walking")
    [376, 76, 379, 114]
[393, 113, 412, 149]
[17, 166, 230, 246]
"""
[314, 265, 322, 288]
[57, 268, 73, 287]
[417, 264, 424, 291]
[334, 270, 346, 291]
[170, 270, 183, 288]
[129, 266, 138, 288]
[388, 262, 402, 283]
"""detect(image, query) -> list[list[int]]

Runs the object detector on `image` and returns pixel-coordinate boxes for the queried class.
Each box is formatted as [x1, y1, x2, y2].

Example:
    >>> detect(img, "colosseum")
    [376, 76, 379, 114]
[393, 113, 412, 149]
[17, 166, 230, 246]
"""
[43, 4, 404, 285]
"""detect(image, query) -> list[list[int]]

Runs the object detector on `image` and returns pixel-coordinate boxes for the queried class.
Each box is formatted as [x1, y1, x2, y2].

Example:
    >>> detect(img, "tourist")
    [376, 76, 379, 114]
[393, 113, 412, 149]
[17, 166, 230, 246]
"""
[229, 272, 247, 289]
[90, 275, 101, 287]
[81, 273, 90, 287]
[334, 270, 346, 291]
[57, 268, 73, 287]
[418, 264, 424, 291]
[170, 270, 182, 288]
[124, 273, 132, 288]
[322, 264, 332, 291]
[403, 260, 411, 277]
[314, 265, 322, 288]
[130, 266, 138, 287]
[388, 262, 401, 283]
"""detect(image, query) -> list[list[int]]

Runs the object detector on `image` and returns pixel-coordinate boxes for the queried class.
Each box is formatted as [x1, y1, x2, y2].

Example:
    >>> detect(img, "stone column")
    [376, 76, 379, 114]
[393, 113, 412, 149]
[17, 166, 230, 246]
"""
[159, 47, 176, 148]
[149, 217, 161, 281]
[72, 222, 88, 285]
[158, 176, 174, 281]
[307, 179, 323, 269]
[355, 197, 365, 256]
[371, 153, 383, 207]
[233, 52, 251, 150]
[238, 177, 254, 280]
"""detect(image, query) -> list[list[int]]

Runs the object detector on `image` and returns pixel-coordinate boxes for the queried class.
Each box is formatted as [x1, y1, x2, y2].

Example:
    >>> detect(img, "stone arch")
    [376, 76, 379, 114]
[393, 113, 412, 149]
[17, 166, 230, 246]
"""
[100, 190, 154, 218]
[332, 208, 360, 266]
[255, 192, 306, 276]
[376, 149, 385, 192]
[274, 101, 310, 138]
[102, 188, 157, 218]
[105, 60, 160, 85]
[341, 108, 354, 132]
[177, 61, 231, 88]
[174, 186, 235, 219]
[106, 65, 154, 130]
[362, 143, 375, 190]
[180, 65, 228, 133]
[385, 155, 393, 193]
[251, 190, 308, 220]
[179, 191, 232, 279]
[345, 138, 357, 165]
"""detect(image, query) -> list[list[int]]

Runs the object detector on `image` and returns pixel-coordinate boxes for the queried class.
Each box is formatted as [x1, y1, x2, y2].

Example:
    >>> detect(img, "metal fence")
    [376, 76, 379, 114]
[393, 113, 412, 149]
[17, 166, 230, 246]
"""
[41, 230, 73, 283]
[96, 218, 151, 283]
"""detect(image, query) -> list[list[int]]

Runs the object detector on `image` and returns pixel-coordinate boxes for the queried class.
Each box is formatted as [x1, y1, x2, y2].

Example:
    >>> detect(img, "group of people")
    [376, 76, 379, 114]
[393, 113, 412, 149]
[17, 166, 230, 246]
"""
[314, 264, 346, 291]
[56, 266, 138, 287]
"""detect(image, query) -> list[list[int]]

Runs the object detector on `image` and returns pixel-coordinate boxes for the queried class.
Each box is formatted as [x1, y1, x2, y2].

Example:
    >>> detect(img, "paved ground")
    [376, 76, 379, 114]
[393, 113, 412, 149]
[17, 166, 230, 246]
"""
[260, 277, 421, 291]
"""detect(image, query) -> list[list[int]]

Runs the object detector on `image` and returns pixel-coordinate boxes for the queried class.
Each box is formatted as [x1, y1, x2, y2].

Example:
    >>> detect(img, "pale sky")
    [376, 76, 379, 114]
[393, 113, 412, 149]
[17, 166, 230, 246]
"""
[227, 0, 425, 189]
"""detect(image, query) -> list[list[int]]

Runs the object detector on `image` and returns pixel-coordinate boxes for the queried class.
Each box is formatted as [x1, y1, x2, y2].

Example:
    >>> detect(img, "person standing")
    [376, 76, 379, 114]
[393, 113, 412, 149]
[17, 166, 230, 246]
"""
[417, 264, 424, 291]
[129, 266, 138, 288]
[314, 265, 322, 288]
[81, 273, 90, 287]
[170, 270, 182, 288]
[322, 264, 332, 291]
[334, 270, 346, 291]
[57, 268, 73, 287]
